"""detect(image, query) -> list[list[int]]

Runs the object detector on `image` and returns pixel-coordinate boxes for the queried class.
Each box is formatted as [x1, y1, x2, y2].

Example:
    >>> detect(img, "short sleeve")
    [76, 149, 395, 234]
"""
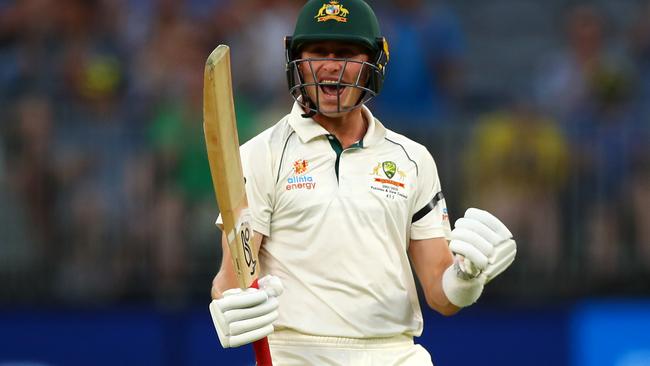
[410, 147, 451, 240]
[215, 137, 275, 237]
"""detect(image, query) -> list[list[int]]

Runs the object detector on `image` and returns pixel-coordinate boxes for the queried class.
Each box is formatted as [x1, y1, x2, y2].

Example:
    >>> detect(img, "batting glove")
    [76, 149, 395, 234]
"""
[210, 275, 284, 348]
[442, 208, 517, 307]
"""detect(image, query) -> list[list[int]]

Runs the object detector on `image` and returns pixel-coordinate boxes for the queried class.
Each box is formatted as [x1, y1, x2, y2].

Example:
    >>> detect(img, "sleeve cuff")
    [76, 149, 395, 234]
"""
[252, 218, 270, 238]
[216, 215, 270, 238]
[410, 227, 448, 241]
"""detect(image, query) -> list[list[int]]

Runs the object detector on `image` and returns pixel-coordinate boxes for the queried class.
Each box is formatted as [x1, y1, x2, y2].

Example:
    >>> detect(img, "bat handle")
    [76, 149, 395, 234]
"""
[250, 278, 273, 366]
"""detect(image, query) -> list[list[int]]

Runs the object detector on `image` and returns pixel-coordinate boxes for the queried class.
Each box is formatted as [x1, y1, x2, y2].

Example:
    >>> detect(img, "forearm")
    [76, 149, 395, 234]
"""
[212, 267, 239, 300]
[409, 237, 460, 316]
[211, 233, 238, 299]
[211, 231, 264, 299]
[423, 264, 461, 316]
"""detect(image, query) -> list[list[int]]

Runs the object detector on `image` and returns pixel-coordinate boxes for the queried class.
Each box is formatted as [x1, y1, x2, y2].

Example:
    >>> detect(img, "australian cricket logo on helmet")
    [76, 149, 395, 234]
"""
[315, 1, 349, 22]
[285, 0, 389, 116]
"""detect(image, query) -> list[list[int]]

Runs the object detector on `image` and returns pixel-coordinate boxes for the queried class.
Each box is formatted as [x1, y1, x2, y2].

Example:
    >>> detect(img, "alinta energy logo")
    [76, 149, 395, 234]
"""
[286, 159, 317, 191]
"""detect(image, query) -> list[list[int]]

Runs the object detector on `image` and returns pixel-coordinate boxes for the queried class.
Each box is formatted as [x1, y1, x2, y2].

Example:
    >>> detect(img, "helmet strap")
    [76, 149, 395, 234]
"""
[300, 93, 318, 118]
[301, 109, 317, 118]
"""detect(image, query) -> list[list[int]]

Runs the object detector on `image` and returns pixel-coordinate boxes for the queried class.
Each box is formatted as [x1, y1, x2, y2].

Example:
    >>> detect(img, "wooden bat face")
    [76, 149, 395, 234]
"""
[203, 45, 258, 289]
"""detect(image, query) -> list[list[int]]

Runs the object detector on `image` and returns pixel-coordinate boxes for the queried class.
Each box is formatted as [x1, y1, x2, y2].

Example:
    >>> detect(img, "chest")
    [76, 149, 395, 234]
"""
[273, 139, 419, 221]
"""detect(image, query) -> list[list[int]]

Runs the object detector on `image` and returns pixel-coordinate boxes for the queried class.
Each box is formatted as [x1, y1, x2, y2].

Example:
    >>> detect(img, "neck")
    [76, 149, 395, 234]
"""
[312, 107, 367, 148]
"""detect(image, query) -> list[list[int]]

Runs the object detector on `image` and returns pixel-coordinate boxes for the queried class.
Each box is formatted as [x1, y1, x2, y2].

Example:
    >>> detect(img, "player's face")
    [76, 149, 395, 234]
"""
[299, 41, 370, 117]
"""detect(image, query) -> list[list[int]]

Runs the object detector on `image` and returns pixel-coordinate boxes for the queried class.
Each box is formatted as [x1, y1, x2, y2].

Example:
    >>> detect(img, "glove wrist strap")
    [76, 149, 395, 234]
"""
[442, 264, 484, 308]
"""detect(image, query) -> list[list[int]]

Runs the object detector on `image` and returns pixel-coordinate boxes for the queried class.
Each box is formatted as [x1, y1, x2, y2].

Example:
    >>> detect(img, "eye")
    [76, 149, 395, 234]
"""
[313, 48, 327, 56]
[338, 48, 357, 58]
[304, 46, 327, 57]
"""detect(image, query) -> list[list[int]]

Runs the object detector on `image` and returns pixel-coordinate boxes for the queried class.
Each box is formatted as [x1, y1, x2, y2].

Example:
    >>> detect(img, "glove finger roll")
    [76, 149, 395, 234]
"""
[451, 227, 494, 257]
[484, 249, 516, 282]
[224, 297, 279, 323]
[215, 289, 268, 312]
[222, 288, 243, 297]
[210, 300, 229, 334]
[229, 310, 279, 336]
[454, 217, 501, 245]
[228, 325, 274, 348]
[209, 300, 231, 348]
[465, 208, 513, 239]
[449, 240, 488, 269]
[489, 239, 517, 264]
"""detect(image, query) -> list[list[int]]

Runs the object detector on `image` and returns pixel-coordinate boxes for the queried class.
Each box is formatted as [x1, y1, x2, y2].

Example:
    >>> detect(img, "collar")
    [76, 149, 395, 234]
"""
[287, 102, 386, 148]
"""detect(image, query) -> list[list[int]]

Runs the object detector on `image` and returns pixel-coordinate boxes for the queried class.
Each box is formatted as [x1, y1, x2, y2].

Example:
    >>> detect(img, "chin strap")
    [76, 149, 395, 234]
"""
[300, 96, 318, 118]
[301, 110, 317, 118]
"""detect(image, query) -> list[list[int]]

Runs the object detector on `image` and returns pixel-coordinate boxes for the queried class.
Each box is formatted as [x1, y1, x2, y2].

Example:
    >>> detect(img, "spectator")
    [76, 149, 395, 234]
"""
[372, 0, 465, 134]
[0, 0, 648, 306]
[567, 92, 637, 281]
[534, 4, 637, 283]
[231, 0, 300, 104]
[0, 95, 45, 301]
[629, 0, 650, 111]
[462, 100, 568, 286]
[626, 2, 650, 277]
[535, 5, 631, 122]
[4, 96, 60, 262]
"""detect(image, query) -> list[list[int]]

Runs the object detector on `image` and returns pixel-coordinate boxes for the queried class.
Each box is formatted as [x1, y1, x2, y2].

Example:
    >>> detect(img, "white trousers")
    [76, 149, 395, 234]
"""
[267, 330, 434, 366]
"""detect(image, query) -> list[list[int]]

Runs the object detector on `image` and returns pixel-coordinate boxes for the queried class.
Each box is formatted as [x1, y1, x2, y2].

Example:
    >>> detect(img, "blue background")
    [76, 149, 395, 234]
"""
[3, 301, 648, 366]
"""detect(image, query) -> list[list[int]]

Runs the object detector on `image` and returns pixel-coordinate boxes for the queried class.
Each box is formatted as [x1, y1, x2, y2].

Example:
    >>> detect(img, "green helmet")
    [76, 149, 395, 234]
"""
[285, 0, 389, 115]
[289, 0, 383, 58]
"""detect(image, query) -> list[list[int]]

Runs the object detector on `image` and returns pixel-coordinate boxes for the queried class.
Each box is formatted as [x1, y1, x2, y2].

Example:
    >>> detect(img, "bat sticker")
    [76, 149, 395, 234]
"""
[236, 209, 257, 276]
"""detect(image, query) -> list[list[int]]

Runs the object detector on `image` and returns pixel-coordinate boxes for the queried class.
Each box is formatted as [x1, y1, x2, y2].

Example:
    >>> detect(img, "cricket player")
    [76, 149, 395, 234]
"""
[210, 0, 517, 364]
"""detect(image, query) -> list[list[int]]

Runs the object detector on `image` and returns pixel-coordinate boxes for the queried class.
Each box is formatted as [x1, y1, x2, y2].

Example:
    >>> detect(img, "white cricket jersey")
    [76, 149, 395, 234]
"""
[234, 102, 451, 338]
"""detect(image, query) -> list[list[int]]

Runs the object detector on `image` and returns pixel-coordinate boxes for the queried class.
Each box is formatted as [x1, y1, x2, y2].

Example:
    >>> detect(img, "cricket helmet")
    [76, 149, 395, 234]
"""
[285, 0, 389, 115]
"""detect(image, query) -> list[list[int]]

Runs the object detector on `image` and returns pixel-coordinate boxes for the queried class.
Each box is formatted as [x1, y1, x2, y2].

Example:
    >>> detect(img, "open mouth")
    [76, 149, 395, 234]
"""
[319, 80, 346, 96]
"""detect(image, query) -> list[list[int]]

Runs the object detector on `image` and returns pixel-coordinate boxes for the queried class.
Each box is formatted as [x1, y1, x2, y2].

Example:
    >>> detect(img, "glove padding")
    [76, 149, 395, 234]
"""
[210, 275, 283, 348]
[449, 208, 517, 283]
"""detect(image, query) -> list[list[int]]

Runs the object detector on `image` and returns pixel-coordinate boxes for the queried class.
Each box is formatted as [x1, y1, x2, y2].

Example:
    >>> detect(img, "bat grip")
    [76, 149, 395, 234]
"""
[250, 278, 273, 366]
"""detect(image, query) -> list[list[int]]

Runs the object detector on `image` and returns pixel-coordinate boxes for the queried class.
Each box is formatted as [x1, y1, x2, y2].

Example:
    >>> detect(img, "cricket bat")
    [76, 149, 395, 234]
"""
[203, 45, 272, 366]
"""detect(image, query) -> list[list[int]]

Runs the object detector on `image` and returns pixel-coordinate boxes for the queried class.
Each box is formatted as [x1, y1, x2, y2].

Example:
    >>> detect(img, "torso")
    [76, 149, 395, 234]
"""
[239, 103, 448, 338]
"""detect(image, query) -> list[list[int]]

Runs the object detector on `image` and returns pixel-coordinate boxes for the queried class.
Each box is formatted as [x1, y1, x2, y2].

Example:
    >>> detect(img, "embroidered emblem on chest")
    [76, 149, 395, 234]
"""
[369, 161, 409, 200]
[286, 159, 317, 191]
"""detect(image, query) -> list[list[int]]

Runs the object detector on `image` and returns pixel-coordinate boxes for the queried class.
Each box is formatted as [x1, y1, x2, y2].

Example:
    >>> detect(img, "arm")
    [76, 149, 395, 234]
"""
[408, 237, 460, 316]
[209, 230, 283, 349]
[212, 230, 265, 300]
[410, 208, 517, 312]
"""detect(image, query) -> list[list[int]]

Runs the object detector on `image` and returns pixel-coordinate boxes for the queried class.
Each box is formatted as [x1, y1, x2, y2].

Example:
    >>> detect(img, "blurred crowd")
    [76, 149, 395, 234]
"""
[0, 0, 648, 306]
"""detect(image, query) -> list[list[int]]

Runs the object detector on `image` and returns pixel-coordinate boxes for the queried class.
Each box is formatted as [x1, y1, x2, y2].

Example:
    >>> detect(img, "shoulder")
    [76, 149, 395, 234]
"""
[239, 114, 298, 181]
[240, 114, 295, 157]
[383, 129, 435, 166]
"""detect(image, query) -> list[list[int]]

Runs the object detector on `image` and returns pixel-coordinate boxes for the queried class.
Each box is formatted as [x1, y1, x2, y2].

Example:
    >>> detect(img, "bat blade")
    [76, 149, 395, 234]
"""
[203, 44, 271, 365]
[203, 45, 257, 289]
